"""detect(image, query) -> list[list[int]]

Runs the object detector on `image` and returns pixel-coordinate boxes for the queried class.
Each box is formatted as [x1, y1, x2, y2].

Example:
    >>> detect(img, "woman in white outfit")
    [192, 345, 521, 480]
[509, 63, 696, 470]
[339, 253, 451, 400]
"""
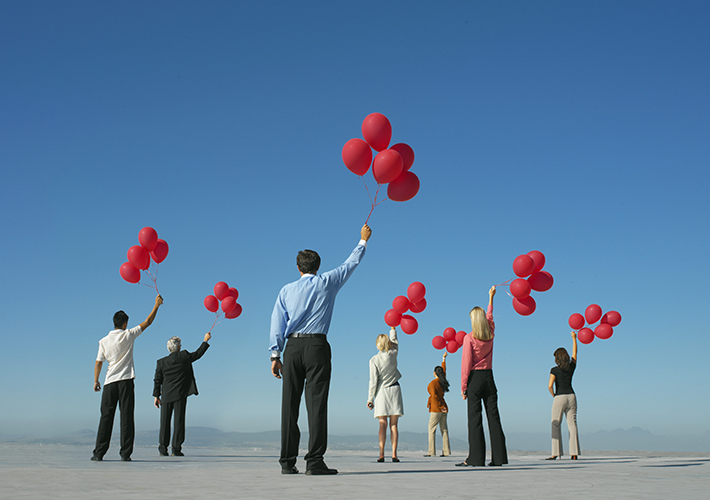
[367, 326, 404, 462]
[547, 331, 580, 460]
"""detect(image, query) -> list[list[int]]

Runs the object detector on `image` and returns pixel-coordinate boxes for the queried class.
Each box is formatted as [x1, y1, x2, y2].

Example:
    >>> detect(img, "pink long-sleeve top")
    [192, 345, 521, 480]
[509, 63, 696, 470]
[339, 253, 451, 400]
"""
[460, 304, 495, 394]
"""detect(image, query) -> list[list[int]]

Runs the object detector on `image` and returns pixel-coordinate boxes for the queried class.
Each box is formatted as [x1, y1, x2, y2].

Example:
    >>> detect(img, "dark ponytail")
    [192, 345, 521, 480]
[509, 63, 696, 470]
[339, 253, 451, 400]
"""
[434, 366, 450, 392]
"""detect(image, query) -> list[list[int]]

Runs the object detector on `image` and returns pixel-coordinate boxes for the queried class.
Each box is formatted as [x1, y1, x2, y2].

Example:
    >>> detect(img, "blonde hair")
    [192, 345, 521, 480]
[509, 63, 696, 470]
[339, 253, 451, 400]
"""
[376, 334, 391, 352]
[469, 306, 492, 341]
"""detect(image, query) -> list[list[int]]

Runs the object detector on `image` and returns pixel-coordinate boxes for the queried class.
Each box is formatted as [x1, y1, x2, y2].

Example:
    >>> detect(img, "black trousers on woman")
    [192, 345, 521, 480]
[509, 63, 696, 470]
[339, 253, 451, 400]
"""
[466, 369, 508, 466]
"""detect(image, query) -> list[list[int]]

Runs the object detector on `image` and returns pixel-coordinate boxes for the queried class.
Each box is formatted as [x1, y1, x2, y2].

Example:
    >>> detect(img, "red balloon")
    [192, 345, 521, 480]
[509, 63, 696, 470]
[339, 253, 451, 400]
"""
[384, 309, 402, 327]
[526, 250, 546, 273]
[400, 314, 418, 335]
[409, 298, 427, 313]
[392, 295, 410, 314]
[341, 138, 372, 176]
[151, 239, 169, 264]
[446, 340, 460, 353]
[407, 281, 426, 304]
[568, 313, 585, 330]
[389, 143, 414, 171]
[510, 278, 531, 298]
[578, 327, 594, 344]
[214, 282, 229, 301]
[585, 304, 602, 325]
[119, 262, 141, 284]
[512, 296, 536, 316]
[361, 112, 392, 151]
[432, 336, 446, 350]
[595, 323, 613, 339]
[127, 245, 150, 270]
[372, 149, 403, 184]
[387, 170, 420, 202]
[513, 254, 535, 277]
[528, 271, 553, 292]
[227, 287, 239, 300]
[456, 330, 467, 345]
[204, 295, 219, 313]
[225, 303, 242, 319]
[443, 327, 456, 341]
[138, 227, 158, 251]
[221, 296, 237, 313]
[601, 310, 622, 327]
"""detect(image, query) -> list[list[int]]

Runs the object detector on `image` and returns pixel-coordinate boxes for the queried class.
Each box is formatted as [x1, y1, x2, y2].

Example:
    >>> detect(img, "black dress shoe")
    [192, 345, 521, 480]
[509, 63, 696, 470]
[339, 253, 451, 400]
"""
[305, 467, 338, 475]
[90, 455, 102, 461]
[159, 452, 169, 456]
[281, 467, 299, 474]
[121, 457, 131, 462]
[487, 462, 501, 466]
[171, 451, 184, 457]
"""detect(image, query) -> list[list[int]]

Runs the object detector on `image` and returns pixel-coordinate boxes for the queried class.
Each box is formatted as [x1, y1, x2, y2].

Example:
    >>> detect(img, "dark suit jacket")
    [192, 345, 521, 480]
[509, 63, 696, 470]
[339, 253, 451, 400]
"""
[153, 342, 210, 404]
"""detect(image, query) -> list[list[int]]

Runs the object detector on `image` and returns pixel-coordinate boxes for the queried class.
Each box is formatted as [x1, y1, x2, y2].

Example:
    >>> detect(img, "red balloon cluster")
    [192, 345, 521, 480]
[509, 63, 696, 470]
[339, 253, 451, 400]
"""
[568, 304, 622, 345]
[504, 250, 553, 316]
[204, 281, 243, 322]
[383, 281, 427, 335]
[432, 327, 467, 353]
[342, 113, 421, 221]
[119, 227, 169, 292]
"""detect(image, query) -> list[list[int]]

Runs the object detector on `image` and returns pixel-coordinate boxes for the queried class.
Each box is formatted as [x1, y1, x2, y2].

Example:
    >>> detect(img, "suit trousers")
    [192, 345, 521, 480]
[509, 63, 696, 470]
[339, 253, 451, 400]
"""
[551, 393, 580, 456]
[93, 379, 135, 459]
[159, 397, 187, 454]
[465, 370, 508, 466]
[280, 336, 331, 471]
[427, 412, 451, 456]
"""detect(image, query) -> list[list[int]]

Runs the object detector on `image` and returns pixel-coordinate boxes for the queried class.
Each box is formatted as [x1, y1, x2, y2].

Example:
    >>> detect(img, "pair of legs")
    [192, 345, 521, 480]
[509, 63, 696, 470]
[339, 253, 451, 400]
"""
[377, 415, 400, 460]
[427, 412, 451, 456]
[280, 336, 332, 472]
[550, 393, 580, 459]
[465, 370, 508, 466]
[93, 379, 135, 460]
[159, 397, 187, 455]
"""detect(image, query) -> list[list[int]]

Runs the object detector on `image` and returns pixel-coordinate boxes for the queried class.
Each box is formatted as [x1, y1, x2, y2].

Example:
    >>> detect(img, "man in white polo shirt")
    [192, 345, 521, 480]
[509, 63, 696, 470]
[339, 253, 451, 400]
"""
[92, 294, 163, 461]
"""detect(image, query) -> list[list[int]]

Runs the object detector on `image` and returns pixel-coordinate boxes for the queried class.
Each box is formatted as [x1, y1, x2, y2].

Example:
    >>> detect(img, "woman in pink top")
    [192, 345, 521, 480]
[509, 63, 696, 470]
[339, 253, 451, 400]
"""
[456, 286, 508, 467]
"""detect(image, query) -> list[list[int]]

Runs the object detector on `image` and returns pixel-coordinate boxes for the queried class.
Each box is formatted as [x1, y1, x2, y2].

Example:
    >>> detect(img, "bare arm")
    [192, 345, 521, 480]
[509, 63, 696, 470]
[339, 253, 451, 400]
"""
[571, 331, 578, 363]
[548, 374, 556, 397]
[94, 361, 103, 392]
[139, 295, 164, 331]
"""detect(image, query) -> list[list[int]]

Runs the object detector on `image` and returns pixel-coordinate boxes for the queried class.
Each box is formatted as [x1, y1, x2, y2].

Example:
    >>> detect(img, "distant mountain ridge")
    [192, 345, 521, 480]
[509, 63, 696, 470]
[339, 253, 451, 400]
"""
[2, 426, 709, 452]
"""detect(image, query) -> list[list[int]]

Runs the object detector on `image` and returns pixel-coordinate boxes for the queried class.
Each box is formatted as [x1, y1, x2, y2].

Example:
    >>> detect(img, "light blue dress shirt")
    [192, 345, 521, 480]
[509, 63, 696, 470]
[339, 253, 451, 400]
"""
[269, 241, 367, 356]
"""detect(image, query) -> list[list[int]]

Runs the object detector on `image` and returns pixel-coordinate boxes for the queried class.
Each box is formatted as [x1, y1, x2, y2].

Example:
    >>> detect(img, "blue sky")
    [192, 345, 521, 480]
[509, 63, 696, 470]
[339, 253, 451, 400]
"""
[1, 1, 709, 447]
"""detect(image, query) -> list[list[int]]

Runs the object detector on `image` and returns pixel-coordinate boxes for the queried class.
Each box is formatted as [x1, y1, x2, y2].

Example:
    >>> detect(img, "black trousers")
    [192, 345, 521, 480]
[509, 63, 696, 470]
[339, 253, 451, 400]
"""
[465, 370, 508, 466]
[159, 397, 187, 454]
[280, 336, 331, 470]
[93, 379, 135, 459]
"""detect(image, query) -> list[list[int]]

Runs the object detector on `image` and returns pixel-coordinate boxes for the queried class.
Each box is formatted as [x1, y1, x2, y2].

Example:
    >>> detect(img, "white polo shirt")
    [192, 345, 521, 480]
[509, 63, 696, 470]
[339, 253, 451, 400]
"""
[96, 326, 143, 385]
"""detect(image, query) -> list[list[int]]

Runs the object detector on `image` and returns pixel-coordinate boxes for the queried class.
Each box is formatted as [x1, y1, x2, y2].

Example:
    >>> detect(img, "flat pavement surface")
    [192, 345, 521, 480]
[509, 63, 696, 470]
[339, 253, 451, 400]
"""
[1, 444, 708, 499]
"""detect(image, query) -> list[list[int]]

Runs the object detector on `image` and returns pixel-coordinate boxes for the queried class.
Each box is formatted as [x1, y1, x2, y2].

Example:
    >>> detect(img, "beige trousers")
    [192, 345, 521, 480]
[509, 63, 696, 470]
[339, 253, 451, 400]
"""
[551, 394, 580, 456]
[427, 412, 451, 456]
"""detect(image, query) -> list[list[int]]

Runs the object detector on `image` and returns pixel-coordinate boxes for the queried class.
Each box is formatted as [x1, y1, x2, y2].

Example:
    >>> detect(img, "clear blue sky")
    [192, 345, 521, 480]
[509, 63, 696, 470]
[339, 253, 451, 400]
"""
[1, 1, 708, 445]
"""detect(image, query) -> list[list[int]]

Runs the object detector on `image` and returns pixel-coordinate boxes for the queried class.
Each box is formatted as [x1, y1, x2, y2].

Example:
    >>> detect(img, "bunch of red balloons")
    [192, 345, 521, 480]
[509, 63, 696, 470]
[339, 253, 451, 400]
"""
[383, 281, 427, 335]
[204, 281, 243, 331]
[432, 327, 468, 353]
[505, 250, 554, 316]
[119, 226, 169, 292]
[342, 113, 421, 221]
[568, 304, 622, 344]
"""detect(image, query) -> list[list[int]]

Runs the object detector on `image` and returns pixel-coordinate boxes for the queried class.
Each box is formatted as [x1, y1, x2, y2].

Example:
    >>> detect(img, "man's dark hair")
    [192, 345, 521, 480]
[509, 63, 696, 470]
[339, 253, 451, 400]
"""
[113, 310, 129, 329]
[297, 249, 321, 275]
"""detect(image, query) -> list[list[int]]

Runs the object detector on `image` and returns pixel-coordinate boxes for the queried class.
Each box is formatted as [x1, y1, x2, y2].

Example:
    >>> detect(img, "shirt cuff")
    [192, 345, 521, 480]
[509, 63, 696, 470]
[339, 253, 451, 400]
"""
[359, 239, 367, 248]
[270, 350, 281, 359]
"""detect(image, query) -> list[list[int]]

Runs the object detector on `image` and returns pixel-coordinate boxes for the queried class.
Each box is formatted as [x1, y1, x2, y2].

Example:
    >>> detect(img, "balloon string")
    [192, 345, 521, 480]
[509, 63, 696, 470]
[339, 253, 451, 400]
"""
[495, 278, 514, 287]
[208, 312, 223, 333]
[363, 184, 388, 225]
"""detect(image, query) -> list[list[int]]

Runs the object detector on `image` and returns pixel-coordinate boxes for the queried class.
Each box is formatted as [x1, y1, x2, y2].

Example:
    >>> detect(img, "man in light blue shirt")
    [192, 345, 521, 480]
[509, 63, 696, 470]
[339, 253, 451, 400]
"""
[270, 224, 372, 475]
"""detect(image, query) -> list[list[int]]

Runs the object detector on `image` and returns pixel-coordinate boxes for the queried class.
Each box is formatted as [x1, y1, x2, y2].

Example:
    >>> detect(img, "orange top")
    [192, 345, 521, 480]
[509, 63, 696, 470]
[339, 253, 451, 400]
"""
[427, 360, 448, 413]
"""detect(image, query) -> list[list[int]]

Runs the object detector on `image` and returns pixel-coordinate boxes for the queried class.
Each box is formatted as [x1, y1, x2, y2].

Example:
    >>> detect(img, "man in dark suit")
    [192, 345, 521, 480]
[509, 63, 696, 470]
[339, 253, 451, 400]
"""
[153, 332, 211, 456]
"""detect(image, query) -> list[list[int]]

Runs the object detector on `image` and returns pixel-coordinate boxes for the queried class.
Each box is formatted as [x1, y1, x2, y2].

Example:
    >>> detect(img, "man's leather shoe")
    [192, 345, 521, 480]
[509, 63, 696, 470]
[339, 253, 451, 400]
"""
[172, 451, 184, 457]
[121, 457, 131, 462]
[305, 467, 338, 475]
[159, 451, 169, 457]
[281, 467, 299, 474]
[90, 455, 102, 461]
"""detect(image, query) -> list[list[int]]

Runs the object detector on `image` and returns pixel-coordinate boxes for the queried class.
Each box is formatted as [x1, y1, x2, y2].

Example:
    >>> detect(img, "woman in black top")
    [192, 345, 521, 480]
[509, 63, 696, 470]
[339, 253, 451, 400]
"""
[547, 331, 580, 460]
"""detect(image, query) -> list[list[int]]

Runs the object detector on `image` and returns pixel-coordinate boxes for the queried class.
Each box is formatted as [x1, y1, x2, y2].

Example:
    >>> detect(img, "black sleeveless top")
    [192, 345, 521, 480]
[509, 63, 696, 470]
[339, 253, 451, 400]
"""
[550, 359, 575, 395]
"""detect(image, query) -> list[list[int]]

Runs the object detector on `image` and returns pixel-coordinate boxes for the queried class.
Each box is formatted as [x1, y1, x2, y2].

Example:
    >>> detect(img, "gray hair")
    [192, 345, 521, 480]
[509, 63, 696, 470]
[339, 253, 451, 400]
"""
[167, 336, 181, 353]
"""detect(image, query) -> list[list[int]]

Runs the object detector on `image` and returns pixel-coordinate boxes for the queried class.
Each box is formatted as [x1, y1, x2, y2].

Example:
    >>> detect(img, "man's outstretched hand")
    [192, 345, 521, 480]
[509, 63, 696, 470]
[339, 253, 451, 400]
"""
[361, 224, 372, 241]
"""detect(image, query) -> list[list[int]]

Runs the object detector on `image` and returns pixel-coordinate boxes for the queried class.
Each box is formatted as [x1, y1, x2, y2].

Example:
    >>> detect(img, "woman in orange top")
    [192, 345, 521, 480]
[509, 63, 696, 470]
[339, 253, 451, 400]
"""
[425, 351, 451, 457]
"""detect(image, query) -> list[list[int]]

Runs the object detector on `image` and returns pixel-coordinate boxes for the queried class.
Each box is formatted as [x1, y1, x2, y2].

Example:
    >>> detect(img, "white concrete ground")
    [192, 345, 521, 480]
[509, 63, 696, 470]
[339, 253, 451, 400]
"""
[1, 444, 708, 500]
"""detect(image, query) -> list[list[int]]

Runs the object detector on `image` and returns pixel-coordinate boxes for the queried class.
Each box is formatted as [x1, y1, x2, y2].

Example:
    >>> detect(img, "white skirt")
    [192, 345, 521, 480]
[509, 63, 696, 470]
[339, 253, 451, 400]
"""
[373, 383, 404, 418]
